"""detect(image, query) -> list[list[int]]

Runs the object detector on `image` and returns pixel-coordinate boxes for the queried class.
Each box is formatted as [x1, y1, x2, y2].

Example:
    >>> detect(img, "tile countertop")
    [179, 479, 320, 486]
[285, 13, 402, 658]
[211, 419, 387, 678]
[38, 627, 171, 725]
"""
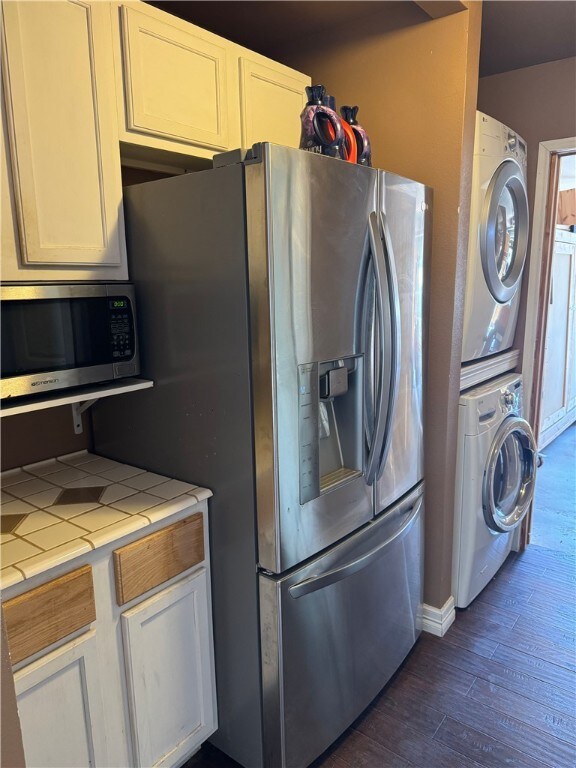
[0, 451, 212, 589]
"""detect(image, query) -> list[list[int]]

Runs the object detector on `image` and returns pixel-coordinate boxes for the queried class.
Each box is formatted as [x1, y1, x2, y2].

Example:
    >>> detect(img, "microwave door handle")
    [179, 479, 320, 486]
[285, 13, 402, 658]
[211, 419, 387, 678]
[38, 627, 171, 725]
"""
[289, 497, 423, 599]
[365, 212, 392, 486]
[376, 210, 401, 478]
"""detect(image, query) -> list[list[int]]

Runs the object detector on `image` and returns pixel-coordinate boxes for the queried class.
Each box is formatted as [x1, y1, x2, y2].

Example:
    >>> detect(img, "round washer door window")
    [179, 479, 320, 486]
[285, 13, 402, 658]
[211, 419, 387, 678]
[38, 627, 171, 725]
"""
[480, 160, 529, 304]
[483, 416, 536, 532]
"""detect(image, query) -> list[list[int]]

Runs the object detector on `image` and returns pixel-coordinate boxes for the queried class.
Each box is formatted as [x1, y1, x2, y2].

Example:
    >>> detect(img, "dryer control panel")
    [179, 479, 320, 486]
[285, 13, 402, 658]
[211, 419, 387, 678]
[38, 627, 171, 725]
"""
[475, 111, 527, 171]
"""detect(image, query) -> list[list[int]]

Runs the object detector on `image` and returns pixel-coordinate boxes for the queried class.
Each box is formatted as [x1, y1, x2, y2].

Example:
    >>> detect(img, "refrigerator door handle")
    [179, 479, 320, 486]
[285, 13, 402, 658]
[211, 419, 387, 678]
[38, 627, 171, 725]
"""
[288, 496, 422, 599]
[365, 211, 392, 485]
[376, 210, 402, 478]
[361, 253, 375, 445]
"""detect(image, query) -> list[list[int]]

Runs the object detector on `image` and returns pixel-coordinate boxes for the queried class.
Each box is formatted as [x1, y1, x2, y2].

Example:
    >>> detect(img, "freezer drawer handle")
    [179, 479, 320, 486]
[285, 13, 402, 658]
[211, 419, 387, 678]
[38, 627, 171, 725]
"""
[288, 497, 422, 599]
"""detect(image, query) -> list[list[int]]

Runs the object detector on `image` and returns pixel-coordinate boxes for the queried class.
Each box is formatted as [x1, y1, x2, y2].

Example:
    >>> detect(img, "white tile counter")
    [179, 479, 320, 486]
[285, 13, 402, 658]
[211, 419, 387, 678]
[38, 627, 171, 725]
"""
[1, 451, 211, 588]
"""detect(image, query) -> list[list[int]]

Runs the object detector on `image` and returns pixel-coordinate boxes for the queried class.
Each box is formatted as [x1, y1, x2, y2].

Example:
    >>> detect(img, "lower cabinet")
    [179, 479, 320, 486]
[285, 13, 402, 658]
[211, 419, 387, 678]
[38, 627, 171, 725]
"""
[3, 506, 216, 768]
[14, 631, 107, 768]
[122, 569, 217, 767]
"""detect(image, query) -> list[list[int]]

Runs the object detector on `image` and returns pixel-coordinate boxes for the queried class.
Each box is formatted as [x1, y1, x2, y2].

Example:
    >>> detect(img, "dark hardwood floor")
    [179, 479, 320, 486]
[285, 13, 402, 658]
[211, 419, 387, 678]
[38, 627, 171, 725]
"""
[187, 428, 576, 768]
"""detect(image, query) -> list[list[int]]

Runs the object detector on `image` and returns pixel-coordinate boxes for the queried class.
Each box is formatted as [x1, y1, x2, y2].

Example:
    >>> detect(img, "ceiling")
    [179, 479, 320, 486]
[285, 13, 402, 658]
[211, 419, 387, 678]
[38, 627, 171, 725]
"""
[148, 1, 576, 77]
[480, 1, 576, 77]
[147, 2, 426, 59]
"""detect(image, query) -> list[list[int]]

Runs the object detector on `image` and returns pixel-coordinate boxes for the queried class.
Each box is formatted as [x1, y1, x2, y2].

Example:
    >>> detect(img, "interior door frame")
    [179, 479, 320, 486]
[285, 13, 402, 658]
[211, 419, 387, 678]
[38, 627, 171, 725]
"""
[520, 136, 576, 548]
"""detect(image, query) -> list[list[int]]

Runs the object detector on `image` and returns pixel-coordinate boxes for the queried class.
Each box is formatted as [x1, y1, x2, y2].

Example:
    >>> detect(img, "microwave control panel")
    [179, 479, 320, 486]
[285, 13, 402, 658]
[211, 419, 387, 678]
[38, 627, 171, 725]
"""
[108, 298, 134, 360]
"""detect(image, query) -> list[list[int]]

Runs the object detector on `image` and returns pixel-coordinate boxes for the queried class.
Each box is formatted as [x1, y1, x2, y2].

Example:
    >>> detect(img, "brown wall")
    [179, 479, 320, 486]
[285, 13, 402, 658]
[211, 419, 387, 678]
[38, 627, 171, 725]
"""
[277, 2, 483, 607]
[1, 407, 90, 471]
[478, 57, 576, 385]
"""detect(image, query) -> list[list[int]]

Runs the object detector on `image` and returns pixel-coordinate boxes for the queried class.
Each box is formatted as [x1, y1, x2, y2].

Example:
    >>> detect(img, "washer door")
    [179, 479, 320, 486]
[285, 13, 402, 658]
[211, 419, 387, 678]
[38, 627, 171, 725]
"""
[483, 416, 536, 532]
[480, 160, 529, 304]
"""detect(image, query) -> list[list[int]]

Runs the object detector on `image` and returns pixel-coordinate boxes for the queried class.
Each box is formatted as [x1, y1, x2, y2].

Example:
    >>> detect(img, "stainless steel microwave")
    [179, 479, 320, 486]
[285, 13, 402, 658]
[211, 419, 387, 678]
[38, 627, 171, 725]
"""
[1, 284, 140, 399]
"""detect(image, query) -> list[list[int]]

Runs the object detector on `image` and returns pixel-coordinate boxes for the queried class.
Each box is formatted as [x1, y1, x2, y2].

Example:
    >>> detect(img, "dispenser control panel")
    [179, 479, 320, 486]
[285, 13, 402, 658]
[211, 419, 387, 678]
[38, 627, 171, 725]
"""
[298, 362, 320, 504]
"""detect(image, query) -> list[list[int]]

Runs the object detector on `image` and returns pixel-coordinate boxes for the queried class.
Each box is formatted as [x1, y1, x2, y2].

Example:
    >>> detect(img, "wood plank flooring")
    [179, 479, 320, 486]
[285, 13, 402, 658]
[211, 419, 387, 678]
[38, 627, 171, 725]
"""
[186, 429, 575, 768]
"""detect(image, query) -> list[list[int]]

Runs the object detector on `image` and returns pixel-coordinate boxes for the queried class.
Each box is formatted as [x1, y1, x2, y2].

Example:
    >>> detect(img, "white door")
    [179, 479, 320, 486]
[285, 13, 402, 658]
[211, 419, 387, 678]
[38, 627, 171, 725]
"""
[14, 631, 107, 768]
[540, 237, 576, 447]
[480, 160, 530, 303]
[121, 569, 217, 767]
[483, 416, 537, 532]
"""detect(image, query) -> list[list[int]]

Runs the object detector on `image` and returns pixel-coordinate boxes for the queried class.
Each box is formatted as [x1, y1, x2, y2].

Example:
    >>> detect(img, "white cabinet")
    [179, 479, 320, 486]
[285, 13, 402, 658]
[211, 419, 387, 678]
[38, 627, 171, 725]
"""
[1, 76, 20, 270]
[1, 0, 128, 280]
[121, 570, 217, 767]
[112, 1, 309, 163]
[237, 52, 310, 149]
[14, 631, 108, 768]
[3, 503, 215, 768]
[115, 2, 237, 159]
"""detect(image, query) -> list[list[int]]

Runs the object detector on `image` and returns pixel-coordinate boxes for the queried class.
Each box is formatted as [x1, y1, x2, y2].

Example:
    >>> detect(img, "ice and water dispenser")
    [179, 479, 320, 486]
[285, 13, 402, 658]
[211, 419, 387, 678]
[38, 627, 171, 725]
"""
[298, 356, 363, 504]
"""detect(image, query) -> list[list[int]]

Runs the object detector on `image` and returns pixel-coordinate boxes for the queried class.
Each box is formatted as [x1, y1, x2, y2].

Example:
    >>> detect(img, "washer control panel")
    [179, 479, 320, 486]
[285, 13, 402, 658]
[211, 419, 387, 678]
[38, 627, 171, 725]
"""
[500, 380, 522, 413]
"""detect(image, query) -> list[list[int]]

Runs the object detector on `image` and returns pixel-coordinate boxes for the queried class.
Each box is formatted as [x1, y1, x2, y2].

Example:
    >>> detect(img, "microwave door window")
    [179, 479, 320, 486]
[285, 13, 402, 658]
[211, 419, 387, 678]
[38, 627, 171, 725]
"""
[70, 299, 110, 368]
[2, 301, 74, 377]
[1, 298, 112, 378]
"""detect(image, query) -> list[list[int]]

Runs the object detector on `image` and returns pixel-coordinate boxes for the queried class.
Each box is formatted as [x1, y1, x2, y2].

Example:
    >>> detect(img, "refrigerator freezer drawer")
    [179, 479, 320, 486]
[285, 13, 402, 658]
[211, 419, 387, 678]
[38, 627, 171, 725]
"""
[259, 484, 424, 768]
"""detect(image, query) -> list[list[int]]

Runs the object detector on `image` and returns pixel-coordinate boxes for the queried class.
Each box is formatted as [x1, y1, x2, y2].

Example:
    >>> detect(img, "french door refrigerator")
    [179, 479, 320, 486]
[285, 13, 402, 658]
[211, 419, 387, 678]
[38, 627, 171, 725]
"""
[93, 144, 431, 768]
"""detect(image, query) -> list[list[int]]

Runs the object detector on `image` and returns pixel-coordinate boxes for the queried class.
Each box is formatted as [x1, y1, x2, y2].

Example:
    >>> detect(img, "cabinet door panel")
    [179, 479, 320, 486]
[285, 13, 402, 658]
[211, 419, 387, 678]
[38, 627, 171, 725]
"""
[14, 631, 107, 768]
[121, 569, 216, 767]
[1, 75, 20, 267]
[2, 0, 125, 267]
[541, 244, 572, 429]
[239, 57, 309, 149]
[565, 245, 576, 412]
[120, 6, 229, 151]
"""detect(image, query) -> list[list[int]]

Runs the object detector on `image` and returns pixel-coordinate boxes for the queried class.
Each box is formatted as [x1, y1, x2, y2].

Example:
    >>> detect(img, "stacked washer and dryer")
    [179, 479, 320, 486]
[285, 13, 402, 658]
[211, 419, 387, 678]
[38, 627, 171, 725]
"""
[453, 111, 538, 608]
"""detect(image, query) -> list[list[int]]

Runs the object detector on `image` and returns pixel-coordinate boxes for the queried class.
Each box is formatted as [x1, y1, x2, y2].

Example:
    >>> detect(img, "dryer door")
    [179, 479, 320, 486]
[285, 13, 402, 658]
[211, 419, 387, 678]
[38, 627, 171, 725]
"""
[483, 416, 536, 532]
[480, 160, 529, 303]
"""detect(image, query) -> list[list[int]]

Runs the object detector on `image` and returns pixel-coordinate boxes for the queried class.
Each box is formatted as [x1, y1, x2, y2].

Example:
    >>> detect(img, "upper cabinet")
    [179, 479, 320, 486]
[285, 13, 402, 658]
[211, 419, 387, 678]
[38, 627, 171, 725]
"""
[114, 3, 238, 159]
[236, 52, 310, 150]
[113, 2, 310, 163]
[1, 1, 128, 280]
[1, 0, 310, 282]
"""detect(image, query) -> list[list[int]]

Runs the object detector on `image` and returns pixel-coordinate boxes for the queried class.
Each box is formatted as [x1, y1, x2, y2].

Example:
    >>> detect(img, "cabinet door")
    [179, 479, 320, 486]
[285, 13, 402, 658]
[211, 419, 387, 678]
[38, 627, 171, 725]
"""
[238, 55, 310, 149]
[565, 244, 576, 414]
[2, 0, 126, 269]
[121, 569, 217, 767]
[14, 631, 107, 768]
[540, 240, 574, 443]
[118, 4, 231, 153]
[1, 74, 20, 269]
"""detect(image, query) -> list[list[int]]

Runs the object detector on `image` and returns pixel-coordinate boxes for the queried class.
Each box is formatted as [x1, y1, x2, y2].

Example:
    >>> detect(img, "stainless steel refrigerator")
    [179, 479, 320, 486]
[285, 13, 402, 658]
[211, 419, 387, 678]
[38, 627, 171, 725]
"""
[93, 144, 431, 768]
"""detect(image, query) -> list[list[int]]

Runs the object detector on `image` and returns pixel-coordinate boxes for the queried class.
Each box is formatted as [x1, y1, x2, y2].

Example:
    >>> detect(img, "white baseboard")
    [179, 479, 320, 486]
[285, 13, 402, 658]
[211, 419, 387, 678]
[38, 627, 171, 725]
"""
[421, 597, 456, 637]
